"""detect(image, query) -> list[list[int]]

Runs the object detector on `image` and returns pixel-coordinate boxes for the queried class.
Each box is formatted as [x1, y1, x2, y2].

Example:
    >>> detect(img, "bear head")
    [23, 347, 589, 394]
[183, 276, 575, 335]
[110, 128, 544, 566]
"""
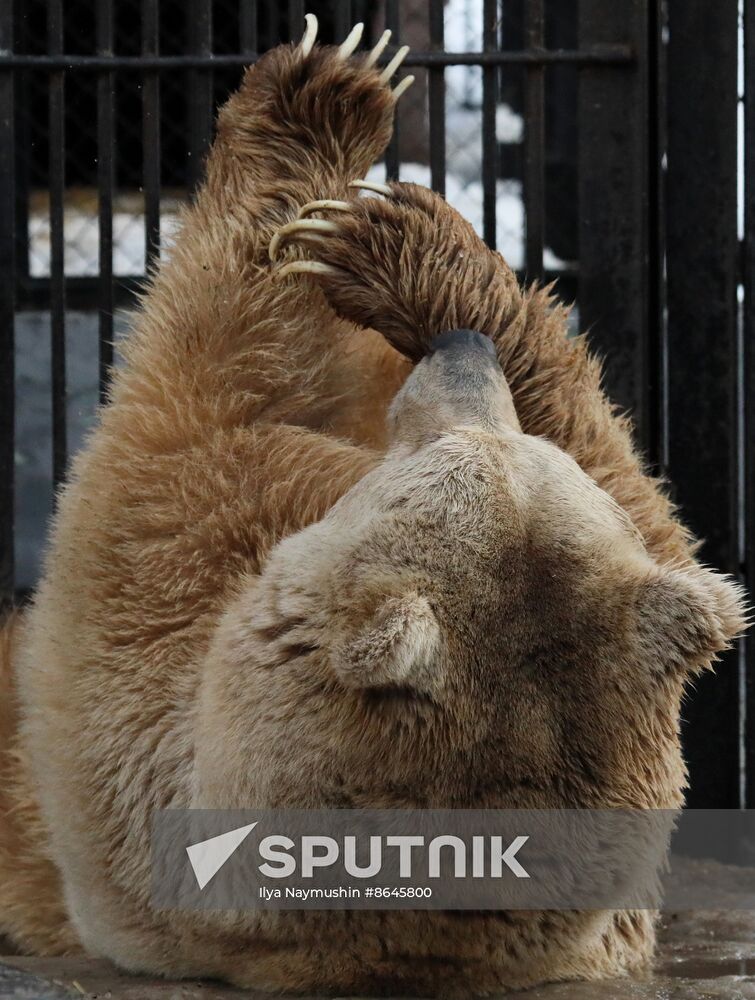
[196, 330, 747, 813]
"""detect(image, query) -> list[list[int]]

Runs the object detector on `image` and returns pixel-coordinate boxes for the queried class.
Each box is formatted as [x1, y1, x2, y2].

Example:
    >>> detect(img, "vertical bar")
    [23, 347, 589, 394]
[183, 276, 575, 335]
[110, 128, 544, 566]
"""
[187, 0, 213, 193]
[13, 0, 29, 288]
[13, 91, 29, 287]
[500, 0, 523, 113]
[743, 0, 755, 807]
[334, 2, 351, 42]
[239, 0, 258, 54]
[0, 0, 15, 605]
[665, 0, 739, 807]
[578, 0, 651, 447]
[288, 0, 304, 41]
[143, 0, 161, 267]
[266, 0, 282, 44]
[428, 0, 445, 196]
[384, 0, 400, 181]
[48, 0, 67, 487]
[542, 1, 578, 267]
[482, 0, 498, 248]
[97, 0, 115, 400]
[523, 0, 544, 281]
[651, 0, 667, 471]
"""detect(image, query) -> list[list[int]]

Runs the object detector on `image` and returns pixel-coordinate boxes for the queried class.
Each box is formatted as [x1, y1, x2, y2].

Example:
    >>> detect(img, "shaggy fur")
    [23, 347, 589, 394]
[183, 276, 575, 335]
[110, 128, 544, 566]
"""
[0, 31, 748, 997]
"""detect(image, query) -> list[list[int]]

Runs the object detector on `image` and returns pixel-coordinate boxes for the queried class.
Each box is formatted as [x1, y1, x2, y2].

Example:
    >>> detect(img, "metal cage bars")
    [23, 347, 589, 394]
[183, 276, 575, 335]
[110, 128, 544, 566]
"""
[747, 0, 755, 812]
[0, 0, 639, 551]
[0, 1, 14, 604]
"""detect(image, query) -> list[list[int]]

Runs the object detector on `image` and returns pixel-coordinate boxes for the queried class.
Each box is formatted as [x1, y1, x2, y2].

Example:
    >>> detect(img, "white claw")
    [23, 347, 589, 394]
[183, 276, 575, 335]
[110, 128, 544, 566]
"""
[277, 261, 342, 279]
[378, 44, 410, 84]
[337, 22, 364, 61]
[392, 74, 415, 100]
[349, 179, 392, 197]
[300, 13, 318, 57]
[269, 219, 341, 261]
[298, 199, 352, 218]
[364, 29, 392, 69]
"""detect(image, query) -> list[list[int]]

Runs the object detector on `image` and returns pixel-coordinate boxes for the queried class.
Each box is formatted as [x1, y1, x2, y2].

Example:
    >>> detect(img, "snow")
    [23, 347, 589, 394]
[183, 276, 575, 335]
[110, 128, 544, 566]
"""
[28, 206, 182, 278]
[496, 104, 524, 143]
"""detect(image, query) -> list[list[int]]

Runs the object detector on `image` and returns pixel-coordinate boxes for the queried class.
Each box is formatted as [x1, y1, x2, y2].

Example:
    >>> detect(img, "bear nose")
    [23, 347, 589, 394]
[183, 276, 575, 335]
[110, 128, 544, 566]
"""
[429, 328, 499, 364]
[387, 326, 520, 447]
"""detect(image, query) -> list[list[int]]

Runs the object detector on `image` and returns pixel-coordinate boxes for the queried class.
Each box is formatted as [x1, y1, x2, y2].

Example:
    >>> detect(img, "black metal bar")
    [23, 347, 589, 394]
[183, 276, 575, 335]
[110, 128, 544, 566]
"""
[97, 0, 115, 401]
[48, 0, 67, 488]
[384, 0, 400, 181]
[523, 0, 545, 281]
[13, 99, 29, 284]
[187, 0, 213, 193]
[500, 0, 524, 117]
[742, 0, 755, 808]
[578, 0, 652, 448]
[428, 0, 445, 196]
[0, 0, 15, 606]
[143, 0, 161, 268]
[540, 3, 577, 264]
[13, 0, 30, 287]
[264, 0, 280, 44]
[482, 0, 498, 248]
[334, 2, 352, 43]
[651, 0, 668, 474]
[288, 0, 304, 40]
[665, 0, 740, 807]
[239, 0, 258, 54]
[0, 47, 636, 71]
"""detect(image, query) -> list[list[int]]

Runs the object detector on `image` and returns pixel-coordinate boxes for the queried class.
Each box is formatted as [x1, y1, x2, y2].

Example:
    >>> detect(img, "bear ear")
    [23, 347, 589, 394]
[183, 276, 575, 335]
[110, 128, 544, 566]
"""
[332, 594, 443, 693]
[637, 566, 749, 676]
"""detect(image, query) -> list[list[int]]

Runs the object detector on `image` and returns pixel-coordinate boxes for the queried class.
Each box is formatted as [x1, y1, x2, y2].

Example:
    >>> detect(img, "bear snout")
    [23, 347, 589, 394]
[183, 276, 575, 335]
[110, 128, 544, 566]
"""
[429, 328, 499, 364]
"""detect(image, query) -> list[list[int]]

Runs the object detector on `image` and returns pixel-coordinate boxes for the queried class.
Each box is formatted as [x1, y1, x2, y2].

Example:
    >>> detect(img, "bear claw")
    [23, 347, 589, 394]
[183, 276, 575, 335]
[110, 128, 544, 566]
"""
[349, 179, 393, 197]
[364, 29, 392, 69]
[392, 75, 415, 99]
[276, 260, 342, 279]
[300, 13, 318, 57]
[269, 219, 341, 261]
[337, 22, 364, 61]
[297, 200, 353, 219]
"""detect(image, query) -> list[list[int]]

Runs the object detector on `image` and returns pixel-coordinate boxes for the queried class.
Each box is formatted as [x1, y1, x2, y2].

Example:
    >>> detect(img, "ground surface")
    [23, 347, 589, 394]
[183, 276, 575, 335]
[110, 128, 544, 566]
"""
[2, 912, 755, 1000]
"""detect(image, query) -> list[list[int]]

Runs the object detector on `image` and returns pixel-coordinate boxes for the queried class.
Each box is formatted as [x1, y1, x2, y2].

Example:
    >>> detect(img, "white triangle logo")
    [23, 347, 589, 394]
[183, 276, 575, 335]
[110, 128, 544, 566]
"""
[186, 822, 258, 890]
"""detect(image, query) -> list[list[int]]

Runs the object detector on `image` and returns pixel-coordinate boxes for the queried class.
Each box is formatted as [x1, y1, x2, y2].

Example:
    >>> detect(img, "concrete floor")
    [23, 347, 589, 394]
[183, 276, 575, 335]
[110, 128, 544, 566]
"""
[2, 911, 755, 999]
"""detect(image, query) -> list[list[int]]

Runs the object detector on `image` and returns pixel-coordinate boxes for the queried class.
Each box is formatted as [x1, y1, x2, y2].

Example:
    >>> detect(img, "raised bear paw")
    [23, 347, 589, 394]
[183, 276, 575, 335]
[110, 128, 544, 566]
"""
[270, 180, 506, 360]
[232, 14, 414, 185]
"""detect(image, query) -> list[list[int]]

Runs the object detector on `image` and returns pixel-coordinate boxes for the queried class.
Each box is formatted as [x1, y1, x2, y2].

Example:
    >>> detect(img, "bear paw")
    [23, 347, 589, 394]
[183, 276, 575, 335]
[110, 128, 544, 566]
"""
[235, 14, 414, 188]
[270, 181, 500, 360]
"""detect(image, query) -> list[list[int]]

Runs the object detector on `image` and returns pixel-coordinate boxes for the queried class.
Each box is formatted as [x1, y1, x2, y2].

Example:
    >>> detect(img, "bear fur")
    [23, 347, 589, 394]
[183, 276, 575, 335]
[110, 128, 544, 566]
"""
[0, 27, 747, 997]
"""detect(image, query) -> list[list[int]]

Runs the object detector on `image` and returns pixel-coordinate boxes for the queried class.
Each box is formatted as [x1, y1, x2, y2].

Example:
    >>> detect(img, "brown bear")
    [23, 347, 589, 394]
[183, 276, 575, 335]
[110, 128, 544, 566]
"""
[0, 14, 747, 996]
